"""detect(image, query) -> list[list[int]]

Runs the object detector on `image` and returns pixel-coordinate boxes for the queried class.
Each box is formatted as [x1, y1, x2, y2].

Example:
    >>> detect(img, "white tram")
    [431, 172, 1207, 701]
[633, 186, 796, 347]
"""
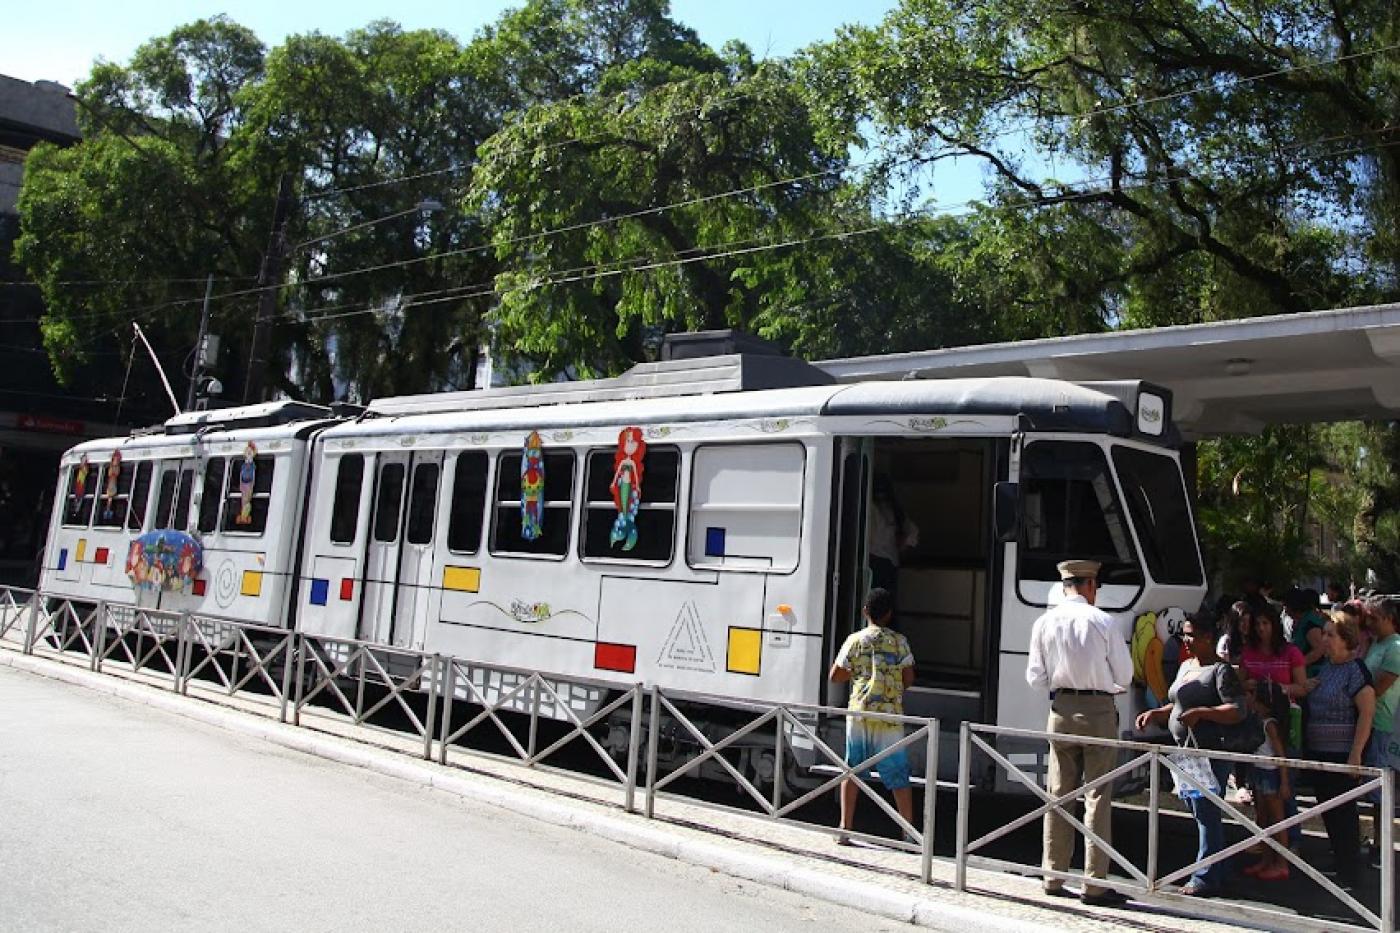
[39, 337, 1206, 784]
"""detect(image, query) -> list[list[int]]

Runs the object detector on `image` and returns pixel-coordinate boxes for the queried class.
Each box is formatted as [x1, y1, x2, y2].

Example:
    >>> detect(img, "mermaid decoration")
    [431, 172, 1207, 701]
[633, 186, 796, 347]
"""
[236, 442, 257, 525]
[102, 450, 122, 520]
[521, 431, 545, 541]
[609, 427, 646, 551]
[74, 454, 90, 498]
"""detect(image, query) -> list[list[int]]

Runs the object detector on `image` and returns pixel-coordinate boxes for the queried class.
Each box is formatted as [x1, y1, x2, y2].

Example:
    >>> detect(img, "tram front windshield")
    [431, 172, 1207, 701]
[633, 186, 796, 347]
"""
[1020, 440, 1142, 588]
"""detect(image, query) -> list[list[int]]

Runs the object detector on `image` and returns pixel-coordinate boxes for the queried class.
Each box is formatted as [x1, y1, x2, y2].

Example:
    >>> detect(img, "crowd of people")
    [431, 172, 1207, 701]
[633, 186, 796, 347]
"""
[830, 561, 1396, 910]
[1180, 585, 1399, 894]
[1025, 562, 1398, 907]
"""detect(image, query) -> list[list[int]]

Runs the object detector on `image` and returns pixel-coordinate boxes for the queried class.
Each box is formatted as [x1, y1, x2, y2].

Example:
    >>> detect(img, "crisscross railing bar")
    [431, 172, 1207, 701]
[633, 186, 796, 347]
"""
[653, 693, 773, 810]
[971, 733, 1148, 884]
[653, 691, 780, 785]
[354, 651, 431, 735]
[441, 666, 537, 759]
[182, 623, 240, 692]
[774, 712, 924, 831]
[1157, 756, 1380, 925]
[527, 685, 638, 784]
[0, 589, 31, 640]
[442, 666, 538, 740]
[774, 719, 929, 833]
[57, 603, 98, 657]
[128, 615, 180, 674]
[224, 633, 291, 699]
[297, 642, 361, 717]
[966, 737, 1152, 855]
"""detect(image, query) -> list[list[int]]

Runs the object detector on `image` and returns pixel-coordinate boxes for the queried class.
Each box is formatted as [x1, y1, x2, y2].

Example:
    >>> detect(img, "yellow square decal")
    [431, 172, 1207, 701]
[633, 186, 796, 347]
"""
[76, 539, 87, 563]
[727, 627, 762, 676]
[241, 570, 263, 597]
[442, 566, 481, 593]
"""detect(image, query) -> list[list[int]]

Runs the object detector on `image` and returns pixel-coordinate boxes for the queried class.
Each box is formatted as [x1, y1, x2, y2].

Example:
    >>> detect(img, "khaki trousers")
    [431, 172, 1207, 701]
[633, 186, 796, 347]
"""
[1043, 693, 1119, 895]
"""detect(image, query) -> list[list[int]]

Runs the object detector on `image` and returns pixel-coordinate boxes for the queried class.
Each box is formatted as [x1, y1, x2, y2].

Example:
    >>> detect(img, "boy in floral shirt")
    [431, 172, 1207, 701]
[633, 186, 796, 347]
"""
[829, 588, 916, 842]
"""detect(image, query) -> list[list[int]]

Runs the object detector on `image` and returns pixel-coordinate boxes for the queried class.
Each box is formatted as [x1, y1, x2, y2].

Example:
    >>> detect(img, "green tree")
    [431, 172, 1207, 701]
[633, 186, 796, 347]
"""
[805, 0, 1400, 327]
[1312, 421, 1400, 590]
[468, 47, 855, 374]
[15, 17, 268, 407]
[1195, 427, 1320, 591]
[16, 18, 513, 404]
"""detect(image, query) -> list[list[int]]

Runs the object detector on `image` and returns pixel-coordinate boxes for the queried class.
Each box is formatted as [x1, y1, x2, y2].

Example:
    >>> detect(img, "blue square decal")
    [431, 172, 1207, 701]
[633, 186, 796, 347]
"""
[705, 527, 726, 557]
[58, 548, 68, 571]
[309, 578, 329, 606]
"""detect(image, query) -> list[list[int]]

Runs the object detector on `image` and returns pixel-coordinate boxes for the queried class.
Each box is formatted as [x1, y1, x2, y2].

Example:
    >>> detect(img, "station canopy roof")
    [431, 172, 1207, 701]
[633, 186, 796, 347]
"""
[816, 302, 1400, 439]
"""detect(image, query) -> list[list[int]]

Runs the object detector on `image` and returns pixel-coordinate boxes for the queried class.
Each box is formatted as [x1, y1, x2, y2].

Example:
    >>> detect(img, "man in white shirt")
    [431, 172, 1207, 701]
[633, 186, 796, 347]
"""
[1025, 559, 1133, 907]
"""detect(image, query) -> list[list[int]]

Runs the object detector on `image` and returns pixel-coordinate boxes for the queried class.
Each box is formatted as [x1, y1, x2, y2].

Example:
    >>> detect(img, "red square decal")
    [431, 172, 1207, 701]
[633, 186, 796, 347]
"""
[340, 578, 354, 601]
[594, 642, 637, 674]
[93, 547, 110, 565]
[193, 578, 207, 597]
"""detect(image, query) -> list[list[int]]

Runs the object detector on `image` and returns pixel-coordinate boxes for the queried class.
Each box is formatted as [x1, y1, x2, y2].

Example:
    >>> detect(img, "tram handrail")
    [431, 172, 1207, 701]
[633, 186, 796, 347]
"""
[955, 720, 1395, 933]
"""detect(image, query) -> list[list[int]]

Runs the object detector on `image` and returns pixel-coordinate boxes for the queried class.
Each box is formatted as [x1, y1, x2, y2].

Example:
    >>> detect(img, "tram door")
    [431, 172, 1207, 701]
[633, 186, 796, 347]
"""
[824, 437, 872, 704]
[361, 455, 408, 644]
[360, 452, 444, 649]
[392, 454, 443, 649]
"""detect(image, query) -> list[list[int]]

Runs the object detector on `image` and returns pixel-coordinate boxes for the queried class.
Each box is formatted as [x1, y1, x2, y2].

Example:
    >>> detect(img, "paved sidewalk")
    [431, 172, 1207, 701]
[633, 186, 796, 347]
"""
[0, 646, 1253, 932]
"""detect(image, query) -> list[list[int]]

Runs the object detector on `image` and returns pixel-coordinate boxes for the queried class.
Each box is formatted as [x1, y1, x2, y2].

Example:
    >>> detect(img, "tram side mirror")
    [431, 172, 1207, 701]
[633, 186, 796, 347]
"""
[993, 482, 1022, 543]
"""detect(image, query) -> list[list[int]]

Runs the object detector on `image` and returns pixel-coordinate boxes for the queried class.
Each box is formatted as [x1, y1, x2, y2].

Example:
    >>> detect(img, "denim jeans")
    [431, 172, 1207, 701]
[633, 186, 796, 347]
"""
[1184, 759, 1235, 889]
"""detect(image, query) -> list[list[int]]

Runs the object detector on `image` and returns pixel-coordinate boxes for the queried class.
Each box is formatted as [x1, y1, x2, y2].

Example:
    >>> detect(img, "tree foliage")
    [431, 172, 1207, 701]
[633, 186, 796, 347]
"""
[806, 0, 1400, 327]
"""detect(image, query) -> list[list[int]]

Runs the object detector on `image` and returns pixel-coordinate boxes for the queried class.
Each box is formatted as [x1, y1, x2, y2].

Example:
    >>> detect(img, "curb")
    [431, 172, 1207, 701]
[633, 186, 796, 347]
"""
[0, 649, 1057, 933]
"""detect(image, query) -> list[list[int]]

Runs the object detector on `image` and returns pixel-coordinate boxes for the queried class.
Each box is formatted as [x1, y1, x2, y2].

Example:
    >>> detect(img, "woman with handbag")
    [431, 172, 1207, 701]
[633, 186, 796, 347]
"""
[1136, 613, 1248, 896]
[1305, 614, 1376, 884]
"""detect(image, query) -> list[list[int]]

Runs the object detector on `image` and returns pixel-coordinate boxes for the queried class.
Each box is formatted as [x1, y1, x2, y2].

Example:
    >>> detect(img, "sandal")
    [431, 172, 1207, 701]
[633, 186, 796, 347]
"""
[1180, 880, 1214, 897]
[1256, 865, 1289, 881]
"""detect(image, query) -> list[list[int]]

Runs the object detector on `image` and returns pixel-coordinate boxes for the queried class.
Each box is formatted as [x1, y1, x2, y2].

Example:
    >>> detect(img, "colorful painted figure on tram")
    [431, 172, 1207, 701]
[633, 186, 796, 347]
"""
[609, 426, 646, 551]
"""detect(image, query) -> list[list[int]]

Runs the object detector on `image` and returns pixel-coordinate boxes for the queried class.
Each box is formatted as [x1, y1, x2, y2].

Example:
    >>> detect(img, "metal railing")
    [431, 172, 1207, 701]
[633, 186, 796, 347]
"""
[0, 585, 36, 645]
[2, 584, 1394, 933]
[92, 603, 182, 684]
[181, 613, 298, 721]
[645, 686, 940, 884]
[292, 634, 441, 759]
[438, 659, 645, 810]
[956, 721, 1395, 933]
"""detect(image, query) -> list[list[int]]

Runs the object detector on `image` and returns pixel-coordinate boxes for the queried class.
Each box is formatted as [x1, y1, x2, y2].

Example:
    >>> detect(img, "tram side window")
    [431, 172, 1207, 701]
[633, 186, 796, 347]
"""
[1019, 441, 1141, 586]
[93, 460, 134, 528]
[581, 446, 679, 563]
[687, 443, 805, 572]
[153, 468, 178, 528]
[172, 468, 194, 532]
[328, 454, 365, 545]
[446, 451, 488, 554]
[222, 457, 276, 534]
[198, 458, 226, 533]
[62, 462, 96, 527]
[491, 450, 575, 557]
[374, 462, 406, 542]
[127, 462, 153, 531]
[405, 462, 440, 545]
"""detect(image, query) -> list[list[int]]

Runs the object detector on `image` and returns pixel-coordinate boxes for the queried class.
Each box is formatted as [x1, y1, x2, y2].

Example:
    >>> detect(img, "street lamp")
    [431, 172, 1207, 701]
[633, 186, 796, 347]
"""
[241, 192, 446, 403]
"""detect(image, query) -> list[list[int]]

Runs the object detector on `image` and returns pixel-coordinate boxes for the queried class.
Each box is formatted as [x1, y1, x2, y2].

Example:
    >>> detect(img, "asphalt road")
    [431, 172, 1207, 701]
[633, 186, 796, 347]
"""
[0, 665, 907, 933]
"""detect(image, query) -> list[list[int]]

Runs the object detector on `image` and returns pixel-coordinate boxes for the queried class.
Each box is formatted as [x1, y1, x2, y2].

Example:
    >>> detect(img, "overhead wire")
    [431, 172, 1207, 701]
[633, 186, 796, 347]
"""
[12, 38, 1400, 333]
[247, 131, 1400, 330]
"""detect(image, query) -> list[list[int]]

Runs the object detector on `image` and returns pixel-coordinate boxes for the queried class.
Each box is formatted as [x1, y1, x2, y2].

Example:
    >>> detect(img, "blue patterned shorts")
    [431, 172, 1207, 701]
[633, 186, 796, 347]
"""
[845, 719, 912, 790]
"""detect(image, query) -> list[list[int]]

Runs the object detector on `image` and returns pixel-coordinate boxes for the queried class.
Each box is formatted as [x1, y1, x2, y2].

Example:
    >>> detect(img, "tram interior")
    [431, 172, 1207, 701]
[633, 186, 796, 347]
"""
[869, 438, 994, 715]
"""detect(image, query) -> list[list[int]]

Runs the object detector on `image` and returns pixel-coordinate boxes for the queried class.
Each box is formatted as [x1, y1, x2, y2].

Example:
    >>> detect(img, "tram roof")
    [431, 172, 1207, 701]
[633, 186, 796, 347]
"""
[328, 376, 1162, 442]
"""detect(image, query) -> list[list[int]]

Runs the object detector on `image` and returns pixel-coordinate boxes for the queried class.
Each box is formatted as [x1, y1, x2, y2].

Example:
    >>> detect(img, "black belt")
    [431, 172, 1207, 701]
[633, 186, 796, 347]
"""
[1051, 689, 1113, 697]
